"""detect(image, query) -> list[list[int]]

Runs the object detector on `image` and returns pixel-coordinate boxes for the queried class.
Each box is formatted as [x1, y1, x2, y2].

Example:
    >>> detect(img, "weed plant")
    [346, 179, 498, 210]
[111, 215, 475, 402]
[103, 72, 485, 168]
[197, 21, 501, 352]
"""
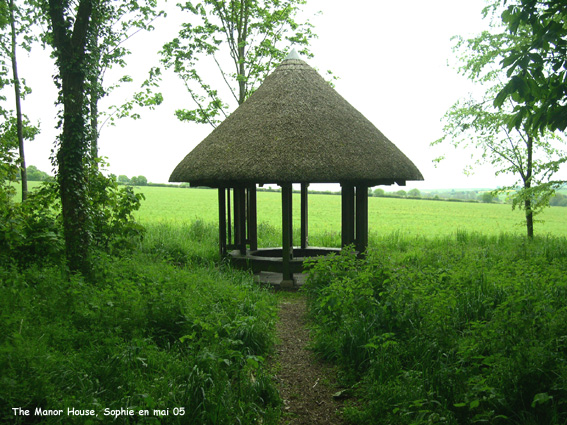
[303, 233, 567, 425]
[0, 248, 280, 424]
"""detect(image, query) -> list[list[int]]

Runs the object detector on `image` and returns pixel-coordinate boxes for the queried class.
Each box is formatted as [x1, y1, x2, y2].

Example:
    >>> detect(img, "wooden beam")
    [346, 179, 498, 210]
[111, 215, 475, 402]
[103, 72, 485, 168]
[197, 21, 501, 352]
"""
[341, 184, 355, 247]
[227, 188, 232, 246]
[281, 183, 293, 281]
[301, 183, 309, 250]
[247, 185, 258, 251]
[218, 187, 227, 257]
[234, 187, 247, 254]
[355, 184, 369, 253]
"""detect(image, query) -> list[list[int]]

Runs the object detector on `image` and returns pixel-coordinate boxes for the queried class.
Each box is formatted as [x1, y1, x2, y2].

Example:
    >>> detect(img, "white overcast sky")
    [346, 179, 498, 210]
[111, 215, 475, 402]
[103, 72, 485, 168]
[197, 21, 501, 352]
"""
[14, 0, 564, 190]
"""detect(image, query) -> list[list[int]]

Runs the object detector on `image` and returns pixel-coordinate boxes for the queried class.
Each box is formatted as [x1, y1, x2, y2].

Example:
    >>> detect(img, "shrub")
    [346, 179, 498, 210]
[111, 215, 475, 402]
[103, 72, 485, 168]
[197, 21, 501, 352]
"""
[303, 233, 567, 424]
[0, 254, 280, 424]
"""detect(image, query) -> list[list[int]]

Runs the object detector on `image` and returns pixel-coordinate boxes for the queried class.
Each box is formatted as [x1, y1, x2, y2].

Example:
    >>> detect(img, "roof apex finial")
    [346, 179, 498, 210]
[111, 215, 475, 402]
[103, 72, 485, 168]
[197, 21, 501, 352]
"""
[285, 48, 301, 61]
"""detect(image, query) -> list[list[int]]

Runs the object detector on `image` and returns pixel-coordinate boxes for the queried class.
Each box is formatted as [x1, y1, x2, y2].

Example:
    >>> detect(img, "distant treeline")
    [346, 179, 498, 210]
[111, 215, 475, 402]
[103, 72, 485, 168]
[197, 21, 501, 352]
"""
[121, 181, 567, 206]
[16, 165, 53, 182]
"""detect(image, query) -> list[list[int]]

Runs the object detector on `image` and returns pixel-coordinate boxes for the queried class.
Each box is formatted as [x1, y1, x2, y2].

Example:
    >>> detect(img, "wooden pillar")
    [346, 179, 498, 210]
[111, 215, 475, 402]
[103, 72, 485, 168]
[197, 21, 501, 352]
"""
[233, 187, 240, 249]
[227, 188, 232, 246]
[218, 187, 227, 257]
[341, 183, 355, 248]
[355, 184, 369, 253]
[234, 186, 247, 254]
[247, 185, 258, 251]
[300, 183, 309, 250]
[281, 183, 293, 281]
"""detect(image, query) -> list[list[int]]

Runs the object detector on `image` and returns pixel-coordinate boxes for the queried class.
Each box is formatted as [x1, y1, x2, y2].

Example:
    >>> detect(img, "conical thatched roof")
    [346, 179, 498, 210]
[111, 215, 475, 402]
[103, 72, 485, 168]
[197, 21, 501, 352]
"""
[170, 53, 423, 187]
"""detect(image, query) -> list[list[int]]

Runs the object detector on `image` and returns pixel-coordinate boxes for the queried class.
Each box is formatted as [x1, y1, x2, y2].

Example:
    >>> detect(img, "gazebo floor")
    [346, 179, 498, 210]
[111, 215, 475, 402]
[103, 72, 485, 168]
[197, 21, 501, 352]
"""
[228, 247, 341, 274]
[227, 247, 341, 290]
[253, 271, 308, 290]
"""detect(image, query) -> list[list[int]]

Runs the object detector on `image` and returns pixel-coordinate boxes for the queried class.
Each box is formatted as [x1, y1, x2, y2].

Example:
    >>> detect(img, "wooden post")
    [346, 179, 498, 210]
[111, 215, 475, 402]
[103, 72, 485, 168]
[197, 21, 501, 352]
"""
[247, 185, 258, 251]
[233, 187, 240, 249]
[233, 187, 247, 254]
[301, 183, 308, 250]
[281, 183, 293, 282]
[341, 183, 355, 247]
[227, 188, 232, 247]
[355, 184, 369, 253]
[218, 187, 227, 257]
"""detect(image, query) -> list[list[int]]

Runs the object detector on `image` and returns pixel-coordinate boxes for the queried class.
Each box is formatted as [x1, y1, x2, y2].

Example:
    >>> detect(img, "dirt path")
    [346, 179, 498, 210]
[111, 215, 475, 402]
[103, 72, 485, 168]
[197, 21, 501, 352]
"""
[273, 295, 347, 425]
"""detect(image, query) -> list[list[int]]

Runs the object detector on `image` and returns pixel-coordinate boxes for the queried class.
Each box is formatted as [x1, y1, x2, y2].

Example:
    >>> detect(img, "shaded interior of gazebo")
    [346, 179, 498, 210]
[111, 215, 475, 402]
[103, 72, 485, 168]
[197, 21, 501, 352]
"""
[214, 180, 405, 287]
[170, 51, 423, 287]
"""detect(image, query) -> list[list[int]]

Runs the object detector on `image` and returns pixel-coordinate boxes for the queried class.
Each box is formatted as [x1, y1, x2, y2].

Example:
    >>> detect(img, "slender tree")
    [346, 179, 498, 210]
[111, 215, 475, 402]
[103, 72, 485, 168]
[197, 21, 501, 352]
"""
[433, 2, 566, 238]
[7, 0, 26, 199]
[0, 0, 37, 201]
[161, 0, 319, 125]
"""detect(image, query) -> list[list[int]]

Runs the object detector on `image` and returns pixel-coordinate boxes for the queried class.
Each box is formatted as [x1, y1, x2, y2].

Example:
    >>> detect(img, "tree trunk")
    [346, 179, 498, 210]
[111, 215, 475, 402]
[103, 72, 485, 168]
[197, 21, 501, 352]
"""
[9, 0, 27, 201]
[48, 0, 93, 276]
[89, 22, 100, 161]
[525, 199, 534, 239]
[89, 74, 99, 160]
[236, 0, 249, 105]
[525, 134, 534, 239]
[58, 74, 91, 276]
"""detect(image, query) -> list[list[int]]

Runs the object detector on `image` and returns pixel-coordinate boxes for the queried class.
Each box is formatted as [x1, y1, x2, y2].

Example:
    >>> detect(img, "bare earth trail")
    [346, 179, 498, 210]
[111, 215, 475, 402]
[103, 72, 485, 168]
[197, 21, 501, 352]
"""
[272, 295, 348, 425]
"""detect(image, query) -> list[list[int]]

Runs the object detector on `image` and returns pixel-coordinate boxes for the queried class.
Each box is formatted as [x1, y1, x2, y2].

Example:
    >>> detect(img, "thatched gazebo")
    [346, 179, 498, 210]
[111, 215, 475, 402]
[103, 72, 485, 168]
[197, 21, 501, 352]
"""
[170, 50, 423, 287]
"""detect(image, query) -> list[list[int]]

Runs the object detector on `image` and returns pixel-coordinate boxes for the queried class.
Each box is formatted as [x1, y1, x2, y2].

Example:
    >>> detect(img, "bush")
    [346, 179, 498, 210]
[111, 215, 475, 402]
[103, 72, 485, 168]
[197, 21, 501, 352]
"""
[303, 233, 567, 424]
[0, 253, 280, 424]
[1, 162, 146, 269]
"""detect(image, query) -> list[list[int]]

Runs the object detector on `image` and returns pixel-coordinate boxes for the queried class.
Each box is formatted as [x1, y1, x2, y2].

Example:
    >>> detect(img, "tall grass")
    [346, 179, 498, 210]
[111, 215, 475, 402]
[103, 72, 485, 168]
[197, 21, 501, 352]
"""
[0, 233, 280, 424]
[303, 233, 567, 425]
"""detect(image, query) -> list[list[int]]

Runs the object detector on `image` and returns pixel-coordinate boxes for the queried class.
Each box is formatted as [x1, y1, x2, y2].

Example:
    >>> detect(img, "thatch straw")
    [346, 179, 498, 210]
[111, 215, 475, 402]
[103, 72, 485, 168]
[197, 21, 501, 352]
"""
[170, 56, 424, 187]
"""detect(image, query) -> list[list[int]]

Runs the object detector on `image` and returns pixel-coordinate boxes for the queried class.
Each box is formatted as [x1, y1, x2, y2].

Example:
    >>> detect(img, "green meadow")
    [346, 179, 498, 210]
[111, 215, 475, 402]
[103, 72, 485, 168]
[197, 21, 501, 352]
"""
[134, 186, 567, 238]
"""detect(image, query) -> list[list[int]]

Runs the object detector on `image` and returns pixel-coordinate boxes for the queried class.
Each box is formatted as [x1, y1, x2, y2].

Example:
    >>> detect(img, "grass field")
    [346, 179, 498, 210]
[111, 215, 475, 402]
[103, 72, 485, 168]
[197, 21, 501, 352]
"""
[132, 186, 567, 238]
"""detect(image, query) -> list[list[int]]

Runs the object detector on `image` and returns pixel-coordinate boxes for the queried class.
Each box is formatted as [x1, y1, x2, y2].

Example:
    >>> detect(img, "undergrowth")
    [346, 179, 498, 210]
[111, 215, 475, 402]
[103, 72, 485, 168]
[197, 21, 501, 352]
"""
[0, 249, 280, 424]
[303, 233, 567, 425]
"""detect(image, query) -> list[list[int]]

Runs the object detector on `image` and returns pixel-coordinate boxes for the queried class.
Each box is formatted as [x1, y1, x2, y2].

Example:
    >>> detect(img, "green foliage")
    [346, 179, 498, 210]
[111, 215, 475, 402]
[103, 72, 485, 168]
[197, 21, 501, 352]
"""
[480, 191, 496, 203]
[130, 175, 148, 186]
[372, 188, 385, 197]
[0, 181, 64, 266]
[117, 174, 130, 184]
[22, 165, 51, 181]
[88, 1, 164, 141]
[87, 163, 146, 254]
[495, 0, 567, 133]
[1, 162, 145, 268]
[161, 0, 318, 126]
[407, 188, 421, 198]
[550, 192, 567, 207]
[140, 220, 219, 266]
[0, 250, 280, 424]
[303, 233, 567, 424]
